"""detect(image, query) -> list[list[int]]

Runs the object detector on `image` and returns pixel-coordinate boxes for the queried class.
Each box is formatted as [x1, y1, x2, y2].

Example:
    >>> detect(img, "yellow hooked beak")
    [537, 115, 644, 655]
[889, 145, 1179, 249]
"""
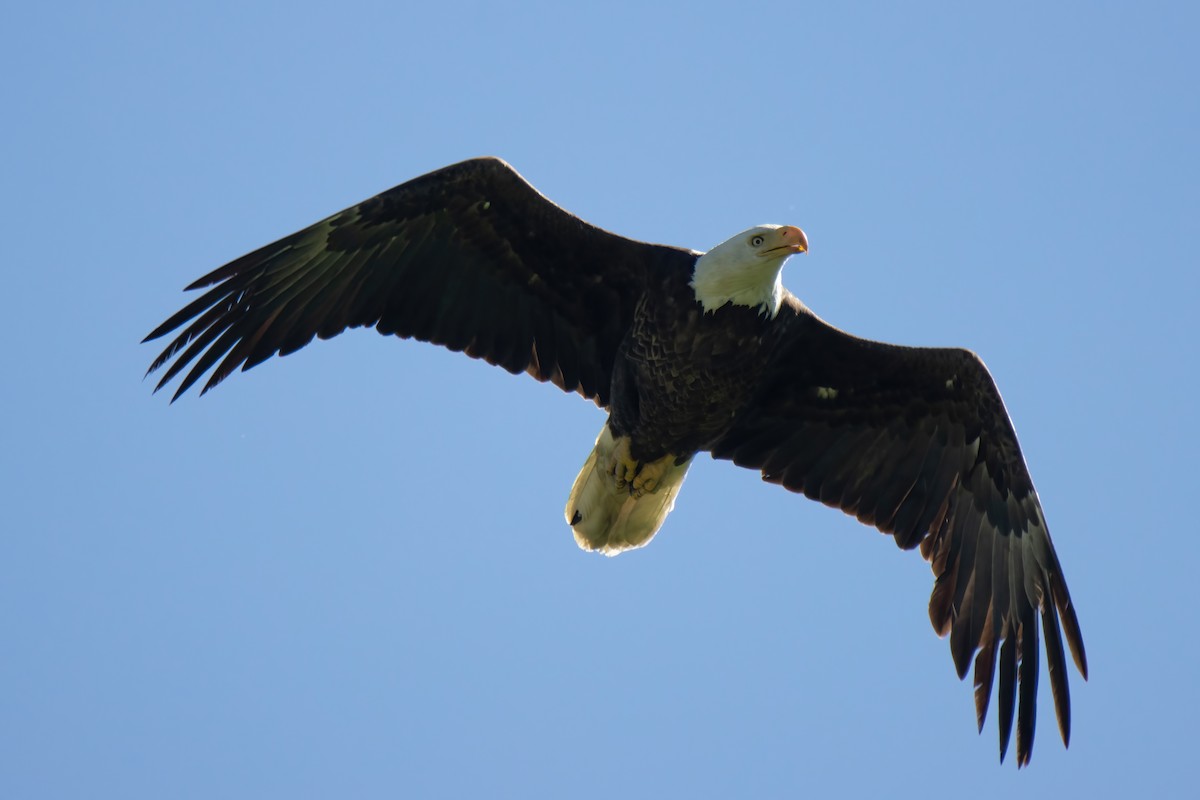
[773, 225, 808, 255]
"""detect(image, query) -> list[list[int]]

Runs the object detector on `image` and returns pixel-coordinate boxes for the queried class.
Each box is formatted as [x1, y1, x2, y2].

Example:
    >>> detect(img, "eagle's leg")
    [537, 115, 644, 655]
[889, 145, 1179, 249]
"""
[631, 454, 674, 498]
[608, 436, 640, 490]
[607, 436, 674, 499]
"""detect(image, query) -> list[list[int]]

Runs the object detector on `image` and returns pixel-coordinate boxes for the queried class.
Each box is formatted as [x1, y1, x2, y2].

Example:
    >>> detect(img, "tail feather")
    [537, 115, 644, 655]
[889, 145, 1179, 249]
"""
[565, 423, 691, 556]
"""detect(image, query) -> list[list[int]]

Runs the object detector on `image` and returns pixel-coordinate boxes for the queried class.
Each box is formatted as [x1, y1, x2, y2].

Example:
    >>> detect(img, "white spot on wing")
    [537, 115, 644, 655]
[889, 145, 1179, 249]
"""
[816, 386, 838, 400]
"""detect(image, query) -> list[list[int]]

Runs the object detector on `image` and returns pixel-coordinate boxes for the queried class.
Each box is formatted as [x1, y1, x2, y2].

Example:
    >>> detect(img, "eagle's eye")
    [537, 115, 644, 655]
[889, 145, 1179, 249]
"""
[750, 235, 765, 247]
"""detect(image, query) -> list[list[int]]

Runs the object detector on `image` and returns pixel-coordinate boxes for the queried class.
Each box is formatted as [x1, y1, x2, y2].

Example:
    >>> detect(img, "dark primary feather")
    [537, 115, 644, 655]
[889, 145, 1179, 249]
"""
[711, 298, 1087, 767]
[143, 157, 696, 403]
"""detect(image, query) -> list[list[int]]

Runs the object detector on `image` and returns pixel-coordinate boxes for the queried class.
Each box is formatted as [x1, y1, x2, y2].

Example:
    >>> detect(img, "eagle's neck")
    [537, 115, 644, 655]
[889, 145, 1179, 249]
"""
[689, 251, 785, 317]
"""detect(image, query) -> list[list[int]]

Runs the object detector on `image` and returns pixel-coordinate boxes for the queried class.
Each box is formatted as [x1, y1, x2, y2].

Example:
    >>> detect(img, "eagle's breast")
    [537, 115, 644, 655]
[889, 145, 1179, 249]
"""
[615, 270, 780, 460]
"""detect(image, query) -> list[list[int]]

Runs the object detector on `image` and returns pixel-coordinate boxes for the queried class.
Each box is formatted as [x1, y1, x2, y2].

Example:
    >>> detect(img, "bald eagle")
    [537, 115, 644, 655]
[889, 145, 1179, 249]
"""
[145, 157, 1086, 766]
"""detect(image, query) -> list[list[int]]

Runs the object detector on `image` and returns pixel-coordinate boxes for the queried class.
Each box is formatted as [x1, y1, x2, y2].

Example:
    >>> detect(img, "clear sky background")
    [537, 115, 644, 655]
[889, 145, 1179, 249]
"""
[4, 2, 1197, 797]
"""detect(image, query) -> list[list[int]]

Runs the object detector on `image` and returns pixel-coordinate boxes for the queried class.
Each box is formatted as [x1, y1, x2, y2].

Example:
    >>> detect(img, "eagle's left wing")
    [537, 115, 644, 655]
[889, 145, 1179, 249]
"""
[143, 157, 695, 404]
[710, 297, 1087, 767]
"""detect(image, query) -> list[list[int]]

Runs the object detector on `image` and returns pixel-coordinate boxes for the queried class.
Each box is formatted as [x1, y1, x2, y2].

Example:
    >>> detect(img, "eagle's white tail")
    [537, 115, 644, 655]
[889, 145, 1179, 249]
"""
[565, 423, 692, 555]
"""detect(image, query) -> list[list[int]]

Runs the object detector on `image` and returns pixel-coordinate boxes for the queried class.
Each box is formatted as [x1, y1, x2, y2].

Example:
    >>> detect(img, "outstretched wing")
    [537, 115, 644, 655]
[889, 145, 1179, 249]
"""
[711, 297, 1087, 767]
[145, 157, 695, 403]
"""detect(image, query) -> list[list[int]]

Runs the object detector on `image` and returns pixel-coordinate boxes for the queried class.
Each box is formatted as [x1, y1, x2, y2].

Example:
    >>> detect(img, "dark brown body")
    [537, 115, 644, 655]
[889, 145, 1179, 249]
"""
[610, 266, 781, 463]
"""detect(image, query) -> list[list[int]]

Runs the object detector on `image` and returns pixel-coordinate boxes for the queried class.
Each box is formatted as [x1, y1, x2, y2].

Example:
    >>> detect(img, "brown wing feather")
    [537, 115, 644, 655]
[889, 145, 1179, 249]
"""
[144, 157, 695, 403]
[711, 296, 1087, 766]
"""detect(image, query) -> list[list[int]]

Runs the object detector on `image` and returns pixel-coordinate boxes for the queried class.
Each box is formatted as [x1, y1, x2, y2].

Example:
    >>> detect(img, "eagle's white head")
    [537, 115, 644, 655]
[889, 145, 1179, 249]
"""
[689, 224, 808, 317]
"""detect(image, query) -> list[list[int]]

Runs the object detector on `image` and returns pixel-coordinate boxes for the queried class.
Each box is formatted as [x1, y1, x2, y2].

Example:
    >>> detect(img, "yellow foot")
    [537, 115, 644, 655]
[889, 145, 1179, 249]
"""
[608, 436, 639, 490]
[631, 454, 673, 498]
[607, 437, 674, 499]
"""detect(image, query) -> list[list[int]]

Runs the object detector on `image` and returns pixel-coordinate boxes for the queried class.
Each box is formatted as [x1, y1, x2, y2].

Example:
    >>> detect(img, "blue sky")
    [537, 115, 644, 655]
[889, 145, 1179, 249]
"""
[4, 2, 1197, 797]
